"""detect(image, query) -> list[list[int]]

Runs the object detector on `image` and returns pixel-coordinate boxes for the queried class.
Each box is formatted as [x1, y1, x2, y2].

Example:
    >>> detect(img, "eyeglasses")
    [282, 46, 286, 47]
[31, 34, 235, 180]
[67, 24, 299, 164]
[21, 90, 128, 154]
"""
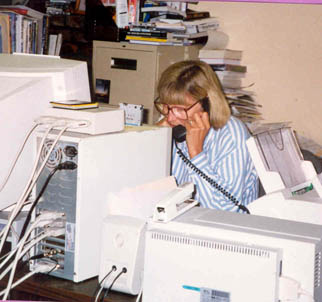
[154, 98, 204, 120]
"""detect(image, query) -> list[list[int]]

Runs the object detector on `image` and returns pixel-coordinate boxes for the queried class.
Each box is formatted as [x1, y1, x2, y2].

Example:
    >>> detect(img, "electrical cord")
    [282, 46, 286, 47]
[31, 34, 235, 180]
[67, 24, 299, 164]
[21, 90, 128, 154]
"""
[93, 265, 117, 302]
[19, 161, 77, 241]
[0, 117, 87, 255]
[175, 141, 250, 214]
[0, 123, 39, 193]
[0, 213, 64, 287]
[135, 285, 143, 302]
[0, 124, 58, 254]
[101, 267, 127, 302]
[0, 262, 57, 298]
[0, 230, 46, 273]
[0, 233, 49, 283]
[2, 225, 64, 300]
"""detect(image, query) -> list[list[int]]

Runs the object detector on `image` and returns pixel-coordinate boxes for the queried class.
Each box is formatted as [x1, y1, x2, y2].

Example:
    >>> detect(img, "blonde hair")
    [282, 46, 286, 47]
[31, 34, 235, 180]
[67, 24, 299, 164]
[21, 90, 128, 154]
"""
[157, 60, 231, 129]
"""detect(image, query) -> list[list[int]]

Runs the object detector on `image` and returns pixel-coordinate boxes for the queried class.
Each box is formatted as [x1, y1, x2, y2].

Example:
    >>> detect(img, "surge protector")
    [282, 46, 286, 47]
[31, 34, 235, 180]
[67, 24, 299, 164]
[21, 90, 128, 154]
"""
[45, 105, 124, 135]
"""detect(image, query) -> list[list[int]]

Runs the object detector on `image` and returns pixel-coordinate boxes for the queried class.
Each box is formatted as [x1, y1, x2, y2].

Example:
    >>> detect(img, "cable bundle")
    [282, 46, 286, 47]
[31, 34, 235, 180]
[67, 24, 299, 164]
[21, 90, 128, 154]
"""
[0, 115, 90, 299]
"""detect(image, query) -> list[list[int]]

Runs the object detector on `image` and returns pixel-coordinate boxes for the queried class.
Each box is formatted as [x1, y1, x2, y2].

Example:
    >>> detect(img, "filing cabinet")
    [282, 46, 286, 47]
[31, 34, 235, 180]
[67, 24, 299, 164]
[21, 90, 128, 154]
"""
[92, 41, 201, 124]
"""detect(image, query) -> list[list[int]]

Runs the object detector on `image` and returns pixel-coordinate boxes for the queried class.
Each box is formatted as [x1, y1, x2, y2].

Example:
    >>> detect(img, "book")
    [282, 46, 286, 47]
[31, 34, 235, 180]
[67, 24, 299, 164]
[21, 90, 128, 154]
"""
[50, 101, 99, 110]
[185, 9, 210, 20]
[0, 11, 17, 53]
[0, 5, 47, 54]
[216, 76, 242, 89]
[55, 32, 62, 56]
[141, 6, 187, 18]
[150, 14, 184, 21]
[127, 28, 168, 38]
[211, 64, 247, 73]
[128, 39, 187, 46]
[128, 0, 140, 24]
[48, 34, 57, 55]
[200, 58, 241, 66]
[199, 49, 243, 60]
[154, 21, 186, 32]
[125, 35, 168, 43]
[215, 70, 246, 79]
[0, 14, 10, 53]
[183, 17, 219, 34]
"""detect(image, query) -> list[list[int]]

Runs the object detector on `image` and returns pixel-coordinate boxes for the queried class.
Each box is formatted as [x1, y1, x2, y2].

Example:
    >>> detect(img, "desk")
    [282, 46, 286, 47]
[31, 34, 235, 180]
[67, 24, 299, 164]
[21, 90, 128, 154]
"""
[0, 271, 137, 302]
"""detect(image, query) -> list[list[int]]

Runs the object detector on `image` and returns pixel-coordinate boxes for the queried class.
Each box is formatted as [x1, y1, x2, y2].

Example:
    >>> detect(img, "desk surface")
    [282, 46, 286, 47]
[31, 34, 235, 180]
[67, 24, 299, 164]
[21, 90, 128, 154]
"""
[0, 271, 137, 302]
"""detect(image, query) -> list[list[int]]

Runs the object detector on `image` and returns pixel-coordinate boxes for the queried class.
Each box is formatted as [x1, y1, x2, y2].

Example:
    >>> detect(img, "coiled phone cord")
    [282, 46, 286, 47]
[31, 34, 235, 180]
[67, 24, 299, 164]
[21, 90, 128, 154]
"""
[175, 141, 250, 214]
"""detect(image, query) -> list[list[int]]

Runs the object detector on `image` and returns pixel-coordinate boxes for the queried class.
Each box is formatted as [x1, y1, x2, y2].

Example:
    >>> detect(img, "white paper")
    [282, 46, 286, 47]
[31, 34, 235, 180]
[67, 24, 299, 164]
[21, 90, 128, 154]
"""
[103, 176, 178, 220]
[116, 0, 129, 28]
[202, 30, 229, 50]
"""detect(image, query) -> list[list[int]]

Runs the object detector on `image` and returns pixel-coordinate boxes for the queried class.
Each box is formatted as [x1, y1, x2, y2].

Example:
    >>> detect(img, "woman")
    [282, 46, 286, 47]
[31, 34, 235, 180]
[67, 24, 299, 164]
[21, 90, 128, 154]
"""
[155, 60, 258, 212]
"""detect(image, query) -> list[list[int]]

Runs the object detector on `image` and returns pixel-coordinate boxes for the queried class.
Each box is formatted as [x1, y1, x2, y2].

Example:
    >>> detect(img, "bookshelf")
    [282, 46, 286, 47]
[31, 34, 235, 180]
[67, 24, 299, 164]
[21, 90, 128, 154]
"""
[48, 13, 90, 61]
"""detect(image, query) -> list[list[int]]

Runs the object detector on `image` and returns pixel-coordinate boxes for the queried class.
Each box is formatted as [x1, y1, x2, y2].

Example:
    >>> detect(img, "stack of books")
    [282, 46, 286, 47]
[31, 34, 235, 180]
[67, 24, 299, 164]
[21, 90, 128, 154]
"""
[199, 49, 244, 89]
[125, 2, 218, 46]
[0, 5, 48, 54]
[199, 48, 262, 123]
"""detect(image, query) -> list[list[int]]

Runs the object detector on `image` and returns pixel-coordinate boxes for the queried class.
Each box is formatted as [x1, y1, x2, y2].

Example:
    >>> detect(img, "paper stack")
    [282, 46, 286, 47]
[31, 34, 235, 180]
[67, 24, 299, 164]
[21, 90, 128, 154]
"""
[198, 30, 262, 123]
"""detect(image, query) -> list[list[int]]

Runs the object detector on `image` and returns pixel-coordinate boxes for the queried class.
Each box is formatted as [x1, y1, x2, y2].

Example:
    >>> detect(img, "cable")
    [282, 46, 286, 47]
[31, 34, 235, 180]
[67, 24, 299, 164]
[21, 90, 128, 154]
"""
[101, 267, 127, 302]
[0, 124, 54, 251]
[0, 233, 49, 282]
[93, 266, 117, 302]
[0, 124, 67, 255]
[135, 285, 143, 302]
[0, 230, 46, 273]
[19, 161, 77, 241]
[0, 123, 39, 193]
[0, 262, 57, 298]
[2, 226, 64, 299]
[175, 141, 250, 214]
[0, 217, 59, 281]
[0, 117, 86, 255]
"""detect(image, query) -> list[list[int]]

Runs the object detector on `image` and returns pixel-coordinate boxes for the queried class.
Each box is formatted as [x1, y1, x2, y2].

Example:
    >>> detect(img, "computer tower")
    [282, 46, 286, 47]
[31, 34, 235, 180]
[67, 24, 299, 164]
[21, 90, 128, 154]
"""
[30, 125, 171, 282]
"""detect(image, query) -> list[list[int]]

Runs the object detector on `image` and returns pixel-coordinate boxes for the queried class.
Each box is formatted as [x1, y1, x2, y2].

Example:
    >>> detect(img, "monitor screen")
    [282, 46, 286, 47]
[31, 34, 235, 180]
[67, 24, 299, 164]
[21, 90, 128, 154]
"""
[0, 53, 91, 210]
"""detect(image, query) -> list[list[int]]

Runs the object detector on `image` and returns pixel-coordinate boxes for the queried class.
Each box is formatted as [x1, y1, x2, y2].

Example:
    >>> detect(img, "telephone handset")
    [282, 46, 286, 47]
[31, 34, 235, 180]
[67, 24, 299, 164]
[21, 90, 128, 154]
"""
[172, 97, 210, 143]
[172, 98, 250, 214]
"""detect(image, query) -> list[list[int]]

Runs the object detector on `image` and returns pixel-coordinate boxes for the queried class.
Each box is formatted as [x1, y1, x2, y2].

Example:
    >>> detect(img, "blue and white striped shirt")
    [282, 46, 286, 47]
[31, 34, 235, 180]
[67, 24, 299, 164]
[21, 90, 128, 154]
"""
[172, 116, 258, 211]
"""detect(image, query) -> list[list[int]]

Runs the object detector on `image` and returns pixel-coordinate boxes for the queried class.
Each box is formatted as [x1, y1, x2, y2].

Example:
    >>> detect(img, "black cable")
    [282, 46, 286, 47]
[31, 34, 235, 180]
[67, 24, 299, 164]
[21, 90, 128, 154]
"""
[175, 141, 250, 214]
[100, 267, 127, 302]
[16, 253, 59, 277]
[92, 265, 117, 302]
[19, 161, 78, 241]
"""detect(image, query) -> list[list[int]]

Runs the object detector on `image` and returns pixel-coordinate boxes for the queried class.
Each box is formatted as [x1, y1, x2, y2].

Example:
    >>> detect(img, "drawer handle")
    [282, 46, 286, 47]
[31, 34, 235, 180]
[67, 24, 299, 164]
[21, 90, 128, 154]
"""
[111, 58, 137, 70]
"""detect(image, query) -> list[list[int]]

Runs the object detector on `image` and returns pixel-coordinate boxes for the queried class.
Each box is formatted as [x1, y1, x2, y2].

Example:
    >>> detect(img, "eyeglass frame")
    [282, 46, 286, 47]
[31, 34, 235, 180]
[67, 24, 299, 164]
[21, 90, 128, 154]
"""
[154, 97, 207, 119]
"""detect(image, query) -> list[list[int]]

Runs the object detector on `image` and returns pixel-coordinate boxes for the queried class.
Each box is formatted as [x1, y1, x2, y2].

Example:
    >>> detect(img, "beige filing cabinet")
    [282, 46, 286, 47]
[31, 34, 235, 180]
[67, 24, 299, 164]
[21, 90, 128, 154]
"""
[92, 41, 201, 124]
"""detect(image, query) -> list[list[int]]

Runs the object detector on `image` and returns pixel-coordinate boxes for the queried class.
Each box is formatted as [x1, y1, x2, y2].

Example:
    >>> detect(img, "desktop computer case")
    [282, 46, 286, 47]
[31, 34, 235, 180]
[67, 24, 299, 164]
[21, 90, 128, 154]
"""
[30, 126, 171, 282]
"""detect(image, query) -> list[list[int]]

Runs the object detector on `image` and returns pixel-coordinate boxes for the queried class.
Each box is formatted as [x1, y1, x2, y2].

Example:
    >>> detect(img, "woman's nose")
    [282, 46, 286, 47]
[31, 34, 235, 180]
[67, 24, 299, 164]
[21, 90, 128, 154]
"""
[167, 110, 177, 122]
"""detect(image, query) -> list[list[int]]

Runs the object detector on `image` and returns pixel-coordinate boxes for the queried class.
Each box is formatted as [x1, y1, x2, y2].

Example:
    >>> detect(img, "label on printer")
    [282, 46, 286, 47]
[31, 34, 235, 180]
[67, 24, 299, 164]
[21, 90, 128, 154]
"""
[200, 288, 230, 302]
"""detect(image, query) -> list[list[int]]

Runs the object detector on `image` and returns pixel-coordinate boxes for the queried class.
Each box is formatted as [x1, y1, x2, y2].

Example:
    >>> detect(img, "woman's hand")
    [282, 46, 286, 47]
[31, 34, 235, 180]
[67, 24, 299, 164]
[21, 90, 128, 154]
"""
[184, 111, 210, 159]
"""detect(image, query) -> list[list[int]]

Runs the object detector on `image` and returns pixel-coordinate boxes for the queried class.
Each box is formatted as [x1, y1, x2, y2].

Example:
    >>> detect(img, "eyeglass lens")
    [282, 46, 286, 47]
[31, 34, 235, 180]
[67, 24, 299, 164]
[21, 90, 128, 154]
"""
[156, 104, 188, 119]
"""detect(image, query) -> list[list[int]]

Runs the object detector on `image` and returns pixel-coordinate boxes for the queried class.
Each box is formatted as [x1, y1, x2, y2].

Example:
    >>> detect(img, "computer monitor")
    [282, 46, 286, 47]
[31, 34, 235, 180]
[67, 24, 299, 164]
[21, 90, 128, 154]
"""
[0, 53, 91, 210]
[144, 207, 322, 302]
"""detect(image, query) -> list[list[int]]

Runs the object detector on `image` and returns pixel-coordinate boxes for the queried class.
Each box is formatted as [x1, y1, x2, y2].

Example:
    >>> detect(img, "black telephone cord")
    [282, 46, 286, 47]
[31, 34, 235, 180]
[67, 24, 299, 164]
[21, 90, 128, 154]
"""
[175, 141, 250, 214]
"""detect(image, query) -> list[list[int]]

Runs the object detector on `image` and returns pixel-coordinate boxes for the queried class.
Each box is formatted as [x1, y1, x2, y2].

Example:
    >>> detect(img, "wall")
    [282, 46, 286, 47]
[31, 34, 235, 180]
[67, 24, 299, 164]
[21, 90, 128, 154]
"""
[194, 1, 322, 146]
